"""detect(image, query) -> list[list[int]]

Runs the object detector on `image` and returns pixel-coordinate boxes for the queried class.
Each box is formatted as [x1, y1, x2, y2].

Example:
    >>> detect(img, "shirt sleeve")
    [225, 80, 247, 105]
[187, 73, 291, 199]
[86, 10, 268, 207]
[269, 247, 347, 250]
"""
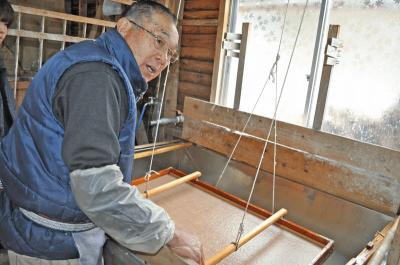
[53, 61, 128, 171]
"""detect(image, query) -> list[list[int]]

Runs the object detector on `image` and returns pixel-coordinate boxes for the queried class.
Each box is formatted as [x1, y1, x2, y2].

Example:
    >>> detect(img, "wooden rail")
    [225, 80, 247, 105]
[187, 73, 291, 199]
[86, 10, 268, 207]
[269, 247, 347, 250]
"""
[8, 5, 116, 99]
[143, 171, 201, 198]
[205, 208, 288, 265]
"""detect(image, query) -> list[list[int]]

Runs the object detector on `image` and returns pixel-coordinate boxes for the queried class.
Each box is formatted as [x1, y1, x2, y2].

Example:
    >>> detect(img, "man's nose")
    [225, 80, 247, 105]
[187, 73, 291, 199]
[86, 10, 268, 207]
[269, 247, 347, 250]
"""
[156, 49, 169, 65]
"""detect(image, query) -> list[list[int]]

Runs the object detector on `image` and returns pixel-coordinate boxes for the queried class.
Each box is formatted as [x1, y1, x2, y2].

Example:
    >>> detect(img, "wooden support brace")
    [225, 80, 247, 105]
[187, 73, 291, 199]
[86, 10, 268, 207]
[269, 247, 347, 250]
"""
[204, 208, 288, 265]
[369, 217, 400, 265]
[143, 171, 201, 198]
[134, 142, 192, 160]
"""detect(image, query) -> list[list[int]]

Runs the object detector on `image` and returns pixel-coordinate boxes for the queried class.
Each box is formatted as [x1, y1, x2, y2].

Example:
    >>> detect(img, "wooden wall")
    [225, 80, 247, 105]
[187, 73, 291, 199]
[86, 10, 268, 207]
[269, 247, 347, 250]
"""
[176, 0, 220, 111]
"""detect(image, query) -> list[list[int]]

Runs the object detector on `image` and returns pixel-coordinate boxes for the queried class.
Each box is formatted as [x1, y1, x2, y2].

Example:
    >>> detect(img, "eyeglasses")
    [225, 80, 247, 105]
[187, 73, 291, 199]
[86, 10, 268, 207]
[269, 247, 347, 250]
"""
[128, 19, 179, 63]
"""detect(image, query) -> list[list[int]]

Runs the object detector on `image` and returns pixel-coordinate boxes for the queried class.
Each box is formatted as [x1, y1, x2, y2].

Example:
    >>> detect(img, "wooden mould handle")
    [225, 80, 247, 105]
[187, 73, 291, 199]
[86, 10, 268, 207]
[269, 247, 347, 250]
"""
[144, 171, 201, 198]
[205, 208, 288, 265]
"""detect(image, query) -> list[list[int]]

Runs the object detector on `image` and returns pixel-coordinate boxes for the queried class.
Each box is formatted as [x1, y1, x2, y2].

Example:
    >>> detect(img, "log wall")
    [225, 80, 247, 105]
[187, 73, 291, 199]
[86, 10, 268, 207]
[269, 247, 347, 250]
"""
[176, 0, 220, 111]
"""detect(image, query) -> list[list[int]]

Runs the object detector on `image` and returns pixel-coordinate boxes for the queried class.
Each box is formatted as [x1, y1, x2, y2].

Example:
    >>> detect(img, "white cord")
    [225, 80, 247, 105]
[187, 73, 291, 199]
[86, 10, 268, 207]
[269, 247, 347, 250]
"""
[234, 0, 309, 247]
[145, 0, 183, 192]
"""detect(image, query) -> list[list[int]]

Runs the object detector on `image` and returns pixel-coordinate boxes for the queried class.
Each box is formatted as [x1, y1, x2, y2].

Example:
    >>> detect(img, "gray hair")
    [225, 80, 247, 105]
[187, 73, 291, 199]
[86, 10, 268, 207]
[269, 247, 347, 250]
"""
[122, 1, 177, 24]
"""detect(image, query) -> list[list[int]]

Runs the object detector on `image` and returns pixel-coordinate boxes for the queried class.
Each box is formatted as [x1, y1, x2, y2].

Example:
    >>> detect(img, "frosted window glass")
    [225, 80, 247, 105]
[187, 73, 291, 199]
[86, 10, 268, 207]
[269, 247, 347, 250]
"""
[228, 0, 321, 125]
[322, 0, 400, 150]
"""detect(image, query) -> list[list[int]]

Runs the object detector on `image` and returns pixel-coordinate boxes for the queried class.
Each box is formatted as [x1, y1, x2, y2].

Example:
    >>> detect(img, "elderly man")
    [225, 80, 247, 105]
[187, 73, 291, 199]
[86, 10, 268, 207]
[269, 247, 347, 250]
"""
[0, 1, 203, 265]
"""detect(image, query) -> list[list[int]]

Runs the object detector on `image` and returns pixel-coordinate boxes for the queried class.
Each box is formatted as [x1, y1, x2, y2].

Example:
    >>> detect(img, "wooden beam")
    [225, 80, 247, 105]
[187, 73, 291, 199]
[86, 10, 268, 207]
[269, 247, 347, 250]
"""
[181, 19, 218, 27]
[370, 217, 400, 265]
[210, 0, 231, 103]
[180, 59, 214, 74]
[180, 47, 214, 61]
[111, 0, 134, 5]
[179, 82, 211, 100]
[164, 0, 185, 119]
[181, 33, 216, 48]
[181, 109, 400, 215]
[12, 5, 115, 27]
[388, 216, 400, 265]
[233, 22, 251, 110]
[8, 29, 88, 43]
[180, 70, 212, 86]
[183, 97, 400, 183]
[79, 0, 88, 38]
[185, 0, 220, 11]
[183, 10, 219, 19]
[313, 25, 340, 130]
[134, 142, 192, 159]
[346, 221, 393, 265]
[182, 25, 217, 34]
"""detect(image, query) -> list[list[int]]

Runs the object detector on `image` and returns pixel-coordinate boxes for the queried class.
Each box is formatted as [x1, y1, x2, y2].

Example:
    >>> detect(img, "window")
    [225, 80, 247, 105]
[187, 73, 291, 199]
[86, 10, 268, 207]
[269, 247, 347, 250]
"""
[221, 0, 400, 150]
[321, 0, 400, 151]
[221, 0, 322, 125]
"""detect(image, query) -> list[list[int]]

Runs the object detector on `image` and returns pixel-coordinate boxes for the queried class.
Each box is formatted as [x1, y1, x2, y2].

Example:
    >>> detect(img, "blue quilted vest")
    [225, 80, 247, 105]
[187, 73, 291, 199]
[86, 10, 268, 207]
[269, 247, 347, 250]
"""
[0, 29, 147, 259]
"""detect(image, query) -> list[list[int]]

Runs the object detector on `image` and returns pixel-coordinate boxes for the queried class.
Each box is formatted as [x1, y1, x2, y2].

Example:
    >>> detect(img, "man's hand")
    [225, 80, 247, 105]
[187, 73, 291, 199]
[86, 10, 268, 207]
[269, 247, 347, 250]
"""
[167, 227, 205, 265]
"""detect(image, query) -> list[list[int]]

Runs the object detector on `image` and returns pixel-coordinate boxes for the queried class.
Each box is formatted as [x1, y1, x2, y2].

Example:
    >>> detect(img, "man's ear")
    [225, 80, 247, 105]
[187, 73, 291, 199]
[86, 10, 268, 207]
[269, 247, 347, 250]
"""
[116, 17, 131, 37]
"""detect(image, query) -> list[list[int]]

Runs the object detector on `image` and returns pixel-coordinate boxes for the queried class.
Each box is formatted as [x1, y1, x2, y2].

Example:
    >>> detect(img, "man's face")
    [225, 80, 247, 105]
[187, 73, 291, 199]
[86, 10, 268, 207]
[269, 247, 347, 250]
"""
[117, 13, 179, 82]
[0, 22, 8, 45]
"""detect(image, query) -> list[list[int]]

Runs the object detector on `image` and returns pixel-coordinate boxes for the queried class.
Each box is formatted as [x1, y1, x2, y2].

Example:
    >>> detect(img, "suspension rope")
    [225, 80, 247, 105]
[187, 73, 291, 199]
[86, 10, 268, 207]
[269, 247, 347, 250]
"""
[233, 0, 309, 248]
[144, 0, 183, 192]
[216, 0, 289, 188]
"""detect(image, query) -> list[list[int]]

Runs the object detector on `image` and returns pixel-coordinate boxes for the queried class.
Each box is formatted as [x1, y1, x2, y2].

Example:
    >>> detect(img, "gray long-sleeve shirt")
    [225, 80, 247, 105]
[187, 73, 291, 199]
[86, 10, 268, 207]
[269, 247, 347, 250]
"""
[53, 62, 174, 254]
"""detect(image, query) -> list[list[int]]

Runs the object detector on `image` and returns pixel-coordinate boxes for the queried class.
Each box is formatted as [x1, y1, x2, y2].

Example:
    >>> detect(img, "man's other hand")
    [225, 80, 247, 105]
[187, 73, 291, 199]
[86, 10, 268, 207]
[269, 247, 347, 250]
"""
[167, 227, 205, 265]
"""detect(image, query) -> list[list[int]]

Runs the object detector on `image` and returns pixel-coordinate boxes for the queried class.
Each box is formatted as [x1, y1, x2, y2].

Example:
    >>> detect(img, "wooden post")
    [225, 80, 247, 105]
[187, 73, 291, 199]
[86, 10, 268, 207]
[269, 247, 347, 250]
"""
[233, 22, 251, 110]
[144, 171, 201, 198]
[210, 0, 232, 103]
[369, 217, 400, 265]
[79, 0, 88, 38]
[388, 215, 400, 265]
[134, 142, 192, 159]
[205, 208, 288, 265]
[312, 25, 341, 130]
[164, 0, 185, 119]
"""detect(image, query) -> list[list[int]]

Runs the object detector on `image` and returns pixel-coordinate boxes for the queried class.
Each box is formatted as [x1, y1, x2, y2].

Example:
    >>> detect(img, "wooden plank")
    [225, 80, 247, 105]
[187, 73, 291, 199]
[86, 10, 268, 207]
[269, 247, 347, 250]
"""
[210, 0, 231, 103]
[79, 0, 88, 38]
[181, 47, 214, 61]
[12, 5, 115, 27]
[134, 143, 192, 159]
[111, 0, 134, 5]
[180, 59, 214, 74]
[346, 221, 393, 265]
[8, 29, 88, 43]
[181, 33, 216, 48]
[164, 0, 185, 118]
[182, 25, 217, 34]
[388, 217, 400, 265]
[182, 118, 400, 215]
[183, 10, 219, 19]
[179, 81, 211, 100]
[180, 70, 212, 86]
[181, 19, 218, 26]
[185, 0, 220, 11]
[176, 92, 186, 109]
[183, 97, 400, 183]
[233, 23, 251, 110]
